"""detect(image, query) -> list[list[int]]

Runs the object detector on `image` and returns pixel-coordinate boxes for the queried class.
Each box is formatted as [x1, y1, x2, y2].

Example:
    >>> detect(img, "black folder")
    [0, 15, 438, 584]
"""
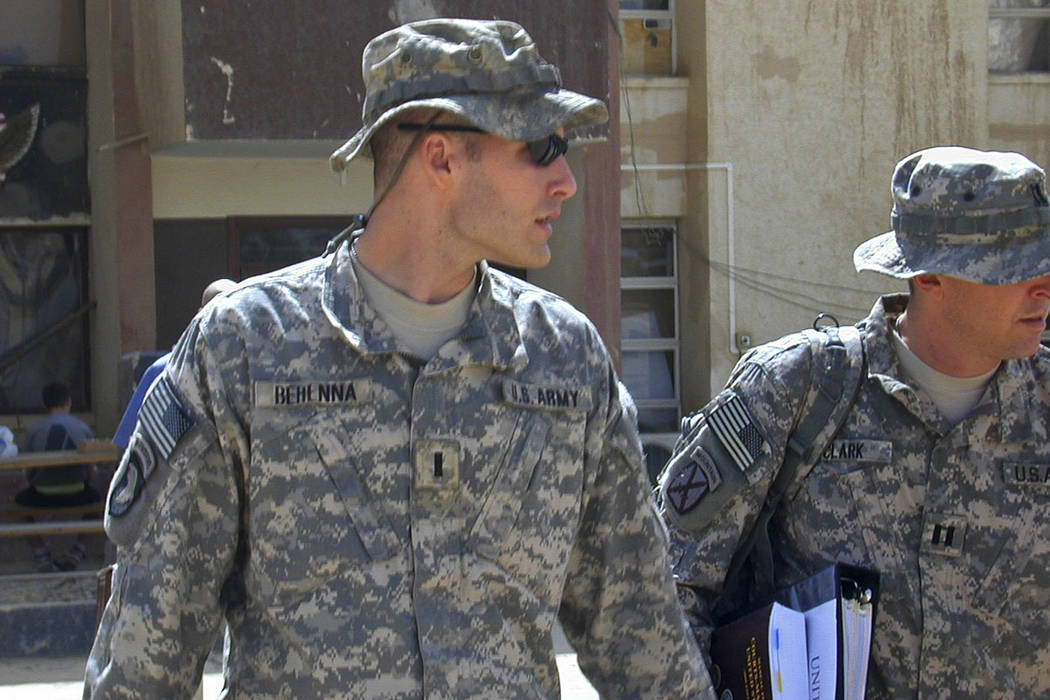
[711, 562, 880, 700]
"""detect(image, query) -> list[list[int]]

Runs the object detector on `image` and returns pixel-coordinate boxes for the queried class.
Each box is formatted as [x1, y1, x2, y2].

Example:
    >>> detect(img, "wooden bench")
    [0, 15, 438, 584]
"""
[0, 502, 104, 519]
[0, 442, 122, 472]
[0, 443, 120, 539]
[0, 502, 105, 537]
[0, 520, 106, 538]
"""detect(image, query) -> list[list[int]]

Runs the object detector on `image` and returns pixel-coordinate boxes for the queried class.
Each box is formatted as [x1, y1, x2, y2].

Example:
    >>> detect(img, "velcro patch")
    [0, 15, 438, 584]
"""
[820, 439, 892, 464]
[139, 375, 193, 460]
[107, 450, 144, 517]
[1002, 462, 1050, 487]
[253, 379, 374, 408]
[413, 439, 460, 491]
[920, 512, 967, 557]
[502, 380, 592, 412]
[665, 446, 723, 515]
[707, 395, 764, 473]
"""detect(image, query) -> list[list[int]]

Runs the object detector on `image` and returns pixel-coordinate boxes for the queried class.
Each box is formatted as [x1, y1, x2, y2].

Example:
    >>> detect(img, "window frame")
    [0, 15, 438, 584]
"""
[226, 216, 354, 280]
[619, 0, 677, 75]
[988, 5, 1050, 73]
[620, 219, 681, 434]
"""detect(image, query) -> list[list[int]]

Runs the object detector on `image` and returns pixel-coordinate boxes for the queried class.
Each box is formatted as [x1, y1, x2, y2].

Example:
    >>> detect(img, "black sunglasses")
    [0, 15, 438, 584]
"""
[396, 123, 569, 166]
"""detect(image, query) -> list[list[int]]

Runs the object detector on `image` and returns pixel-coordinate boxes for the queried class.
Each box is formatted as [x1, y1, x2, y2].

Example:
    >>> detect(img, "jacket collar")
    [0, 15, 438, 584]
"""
[863, 293, 1035, 442]
[321, 237, 527, 372]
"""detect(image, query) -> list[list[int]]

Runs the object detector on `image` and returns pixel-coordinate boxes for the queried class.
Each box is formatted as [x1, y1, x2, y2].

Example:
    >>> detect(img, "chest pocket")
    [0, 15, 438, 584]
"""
[972, 463, 1050, 652]
[466, 407, 586, 572]
[247, 408, 398, 603]
[469, 417, 551, 560]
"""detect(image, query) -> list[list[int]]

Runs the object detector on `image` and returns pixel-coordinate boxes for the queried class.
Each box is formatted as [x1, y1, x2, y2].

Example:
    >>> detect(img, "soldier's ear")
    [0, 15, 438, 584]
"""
[911, 273, 944, 298]
[419, 132, 454, 186]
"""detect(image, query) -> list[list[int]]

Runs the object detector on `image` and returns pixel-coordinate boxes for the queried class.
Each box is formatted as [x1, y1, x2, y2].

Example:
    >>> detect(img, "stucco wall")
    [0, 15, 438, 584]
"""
[698, 0, 989, 396]
[151, 143, 368, 218]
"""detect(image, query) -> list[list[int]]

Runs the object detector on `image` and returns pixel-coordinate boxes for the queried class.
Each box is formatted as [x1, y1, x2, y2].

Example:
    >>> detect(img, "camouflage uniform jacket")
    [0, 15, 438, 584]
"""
[659, 294, 1050, 698]
[86, 240, 712, 699]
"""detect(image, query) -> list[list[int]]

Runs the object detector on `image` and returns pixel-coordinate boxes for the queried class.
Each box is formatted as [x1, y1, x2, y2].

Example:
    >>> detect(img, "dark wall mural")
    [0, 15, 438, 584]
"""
[0, 67, 90, 412]
[0, 227, 90, 412]
[0, 68, 89, 221]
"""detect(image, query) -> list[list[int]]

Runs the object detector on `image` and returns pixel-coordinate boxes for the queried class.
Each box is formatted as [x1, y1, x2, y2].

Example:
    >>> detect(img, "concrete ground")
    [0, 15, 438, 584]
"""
[0, 626, 599, 698]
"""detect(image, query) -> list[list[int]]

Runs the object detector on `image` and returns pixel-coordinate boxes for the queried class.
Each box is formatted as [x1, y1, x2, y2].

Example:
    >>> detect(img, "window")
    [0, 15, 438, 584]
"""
[153, 217, 352, 350]
[227, 217, 353, 279]
[0, 227, 90, 412]
[989, 1, 1050, 72]
[619, 0, 676, 75]
[620, 222, 680, 435]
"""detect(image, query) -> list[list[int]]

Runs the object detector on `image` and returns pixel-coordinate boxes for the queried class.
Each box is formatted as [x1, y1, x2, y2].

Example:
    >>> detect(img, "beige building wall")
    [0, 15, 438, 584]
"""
[151, 144, 368, 218]
[83, 0, 1050, 433]
[620, 1, 996, 413]
[699, 0, 989, 397]
[622, 2, 1050, 413]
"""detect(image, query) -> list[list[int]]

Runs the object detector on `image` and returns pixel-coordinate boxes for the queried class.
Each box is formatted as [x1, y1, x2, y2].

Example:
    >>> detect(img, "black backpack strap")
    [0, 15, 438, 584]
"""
[722, 324, 866, 603]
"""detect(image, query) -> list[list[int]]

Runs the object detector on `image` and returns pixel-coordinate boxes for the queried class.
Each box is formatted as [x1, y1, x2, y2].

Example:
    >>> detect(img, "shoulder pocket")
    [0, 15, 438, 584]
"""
[105, 422, 217, 548]
[658, 417, 757, 535]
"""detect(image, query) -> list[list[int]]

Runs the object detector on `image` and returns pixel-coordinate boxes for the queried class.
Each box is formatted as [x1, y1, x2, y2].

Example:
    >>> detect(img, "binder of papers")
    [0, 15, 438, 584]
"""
[711, 562, 879, 700]
[710, 600, 808, 700]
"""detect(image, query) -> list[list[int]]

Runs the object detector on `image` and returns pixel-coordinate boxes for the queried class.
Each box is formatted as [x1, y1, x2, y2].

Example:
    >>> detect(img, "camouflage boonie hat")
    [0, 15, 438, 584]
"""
[330, 18, 609, 172]
[854, 146, 1050, 285]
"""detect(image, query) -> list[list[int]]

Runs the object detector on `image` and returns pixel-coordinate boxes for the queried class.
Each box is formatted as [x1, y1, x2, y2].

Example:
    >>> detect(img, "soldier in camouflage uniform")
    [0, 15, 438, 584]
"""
[657, 146, 1050, 697]
[86, 18, 713, 699]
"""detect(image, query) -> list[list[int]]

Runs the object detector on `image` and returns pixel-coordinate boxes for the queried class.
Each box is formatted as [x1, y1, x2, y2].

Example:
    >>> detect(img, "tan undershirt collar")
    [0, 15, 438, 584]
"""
[891, 323, 997, 425]
[351, 248, 476, 360]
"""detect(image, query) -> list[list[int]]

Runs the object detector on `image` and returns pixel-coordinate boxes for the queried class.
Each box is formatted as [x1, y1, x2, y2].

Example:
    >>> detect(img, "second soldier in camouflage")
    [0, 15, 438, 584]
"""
[659, 146, 1050, 697]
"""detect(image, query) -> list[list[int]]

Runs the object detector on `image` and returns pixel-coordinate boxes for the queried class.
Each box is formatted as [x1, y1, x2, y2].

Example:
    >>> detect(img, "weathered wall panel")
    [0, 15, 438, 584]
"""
[180, 0, 611, 141]
[699, 0, 988, 393]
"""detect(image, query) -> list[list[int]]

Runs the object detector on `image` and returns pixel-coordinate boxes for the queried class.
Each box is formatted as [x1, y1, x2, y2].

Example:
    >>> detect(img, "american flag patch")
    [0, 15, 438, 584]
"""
[139, 375, 193, 460]
[707, 394, 764, 472]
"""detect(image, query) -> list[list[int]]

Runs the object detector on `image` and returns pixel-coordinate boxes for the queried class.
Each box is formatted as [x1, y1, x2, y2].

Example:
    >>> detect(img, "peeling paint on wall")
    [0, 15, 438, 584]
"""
[700, 0, 986, 390]
[209, 57, 235, 125]
[180, 1, 609, 141]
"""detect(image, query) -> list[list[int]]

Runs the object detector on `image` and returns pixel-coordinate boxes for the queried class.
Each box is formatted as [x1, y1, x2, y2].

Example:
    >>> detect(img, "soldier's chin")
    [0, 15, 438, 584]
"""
[488, 249, 551, 272]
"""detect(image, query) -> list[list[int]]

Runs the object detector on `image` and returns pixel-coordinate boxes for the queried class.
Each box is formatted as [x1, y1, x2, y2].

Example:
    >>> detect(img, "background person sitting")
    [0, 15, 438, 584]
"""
[0, 425, 16, 458]
[16, 381, 100, 572]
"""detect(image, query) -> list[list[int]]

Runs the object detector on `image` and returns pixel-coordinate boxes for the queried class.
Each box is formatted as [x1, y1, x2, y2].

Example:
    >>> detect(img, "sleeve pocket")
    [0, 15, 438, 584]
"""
[658, 420, 753, 535]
